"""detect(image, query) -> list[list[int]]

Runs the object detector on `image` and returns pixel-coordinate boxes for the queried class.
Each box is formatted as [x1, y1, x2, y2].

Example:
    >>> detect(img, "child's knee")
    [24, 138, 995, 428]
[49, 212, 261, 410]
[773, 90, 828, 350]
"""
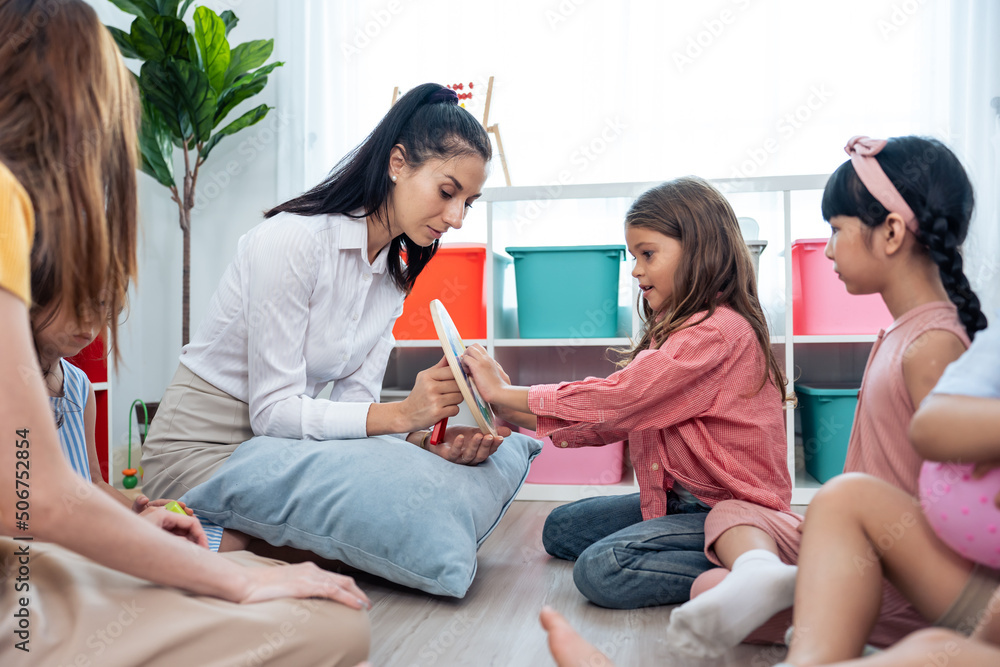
[542, 507, 575, 558]
[896, 627, 967, 659]
[808, 472, 879, 516]
[572, 549, 626, 609]
[689, 567, 731, 599]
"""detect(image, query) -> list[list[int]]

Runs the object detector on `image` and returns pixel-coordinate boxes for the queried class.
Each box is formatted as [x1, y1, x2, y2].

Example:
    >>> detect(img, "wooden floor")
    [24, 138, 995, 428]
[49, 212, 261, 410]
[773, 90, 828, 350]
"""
[357, 501, 789, 666]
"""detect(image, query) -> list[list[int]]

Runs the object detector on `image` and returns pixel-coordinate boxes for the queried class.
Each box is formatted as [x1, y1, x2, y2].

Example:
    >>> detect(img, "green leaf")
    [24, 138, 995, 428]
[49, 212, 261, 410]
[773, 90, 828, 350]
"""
[108, 0, 154, 19]
[193, 7, 230, 93]
[138, 101, 175, 187]
[130, 16, 190, 61]
[220, 10, 239, 35]
[106, 25, 140, 59]
[214, 61, 283, 124]
[214, 78, 266, 126]
[140, 59, 217, 143]
[178, 0, 196, 19]
[223, 39, 273, 88]
[153, 0, 179, 16]
[200, 104, 270, 160]
[186, 32, 198, 63]
[232, 60, 283, 85]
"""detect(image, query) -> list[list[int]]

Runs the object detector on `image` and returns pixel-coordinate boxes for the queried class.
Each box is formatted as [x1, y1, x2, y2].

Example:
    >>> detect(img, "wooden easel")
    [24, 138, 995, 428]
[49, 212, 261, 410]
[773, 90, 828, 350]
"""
[392, 76, 511, 186]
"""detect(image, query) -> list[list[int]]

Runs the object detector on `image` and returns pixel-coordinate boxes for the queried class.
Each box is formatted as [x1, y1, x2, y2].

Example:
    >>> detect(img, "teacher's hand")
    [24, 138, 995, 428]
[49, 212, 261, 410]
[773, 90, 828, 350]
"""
[398, 356, 463, 431]
[427, 425, 511, 465]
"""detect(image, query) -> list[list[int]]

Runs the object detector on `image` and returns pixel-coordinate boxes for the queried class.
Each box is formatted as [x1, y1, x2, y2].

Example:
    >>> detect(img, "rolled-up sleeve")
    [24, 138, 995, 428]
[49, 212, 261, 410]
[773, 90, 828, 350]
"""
[527, 325, 730, 444]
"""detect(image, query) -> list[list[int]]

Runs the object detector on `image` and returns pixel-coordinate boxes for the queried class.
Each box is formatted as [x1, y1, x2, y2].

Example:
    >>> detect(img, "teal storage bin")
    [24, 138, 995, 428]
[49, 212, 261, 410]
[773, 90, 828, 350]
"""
[505, 245, 625, 338]
[797, 383, 859, 483]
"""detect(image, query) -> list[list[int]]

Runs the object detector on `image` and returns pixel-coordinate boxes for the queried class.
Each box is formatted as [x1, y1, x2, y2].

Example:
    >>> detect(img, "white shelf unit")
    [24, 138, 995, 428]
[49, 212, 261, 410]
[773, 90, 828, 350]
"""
[385, 174, 874, 505]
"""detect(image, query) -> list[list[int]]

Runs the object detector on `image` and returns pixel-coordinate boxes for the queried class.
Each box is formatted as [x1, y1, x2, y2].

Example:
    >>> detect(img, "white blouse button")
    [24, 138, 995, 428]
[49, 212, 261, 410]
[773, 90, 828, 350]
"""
[651, 462, 659, 471]
[559, 441, 569, 448]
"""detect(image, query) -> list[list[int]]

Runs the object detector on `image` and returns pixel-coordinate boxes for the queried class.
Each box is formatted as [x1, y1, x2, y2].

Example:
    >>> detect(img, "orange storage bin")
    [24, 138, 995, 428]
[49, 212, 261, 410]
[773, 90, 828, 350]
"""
[792, 239, 892, 335]
[394, 243, 488, 340]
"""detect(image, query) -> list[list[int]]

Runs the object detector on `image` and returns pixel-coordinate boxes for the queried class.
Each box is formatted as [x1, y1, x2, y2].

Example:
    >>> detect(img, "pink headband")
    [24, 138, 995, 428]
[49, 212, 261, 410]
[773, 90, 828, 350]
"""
[844, 135, 918, 233]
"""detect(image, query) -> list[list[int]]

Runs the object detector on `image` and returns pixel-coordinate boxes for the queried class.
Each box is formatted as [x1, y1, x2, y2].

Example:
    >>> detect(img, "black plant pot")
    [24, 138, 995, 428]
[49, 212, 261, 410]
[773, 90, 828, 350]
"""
[134, 401, 159, 444]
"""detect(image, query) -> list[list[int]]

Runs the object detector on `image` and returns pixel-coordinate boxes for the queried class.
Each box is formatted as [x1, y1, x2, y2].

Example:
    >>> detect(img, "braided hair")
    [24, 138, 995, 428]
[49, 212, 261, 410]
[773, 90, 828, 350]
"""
[821, 136, 986, 340]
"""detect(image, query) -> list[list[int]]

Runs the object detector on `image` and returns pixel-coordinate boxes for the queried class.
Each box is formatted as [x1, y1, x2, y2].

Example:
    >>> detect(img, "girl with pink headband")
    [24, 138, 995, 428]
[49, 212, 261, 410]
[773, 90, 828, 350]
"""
[658, 135, 991, 660]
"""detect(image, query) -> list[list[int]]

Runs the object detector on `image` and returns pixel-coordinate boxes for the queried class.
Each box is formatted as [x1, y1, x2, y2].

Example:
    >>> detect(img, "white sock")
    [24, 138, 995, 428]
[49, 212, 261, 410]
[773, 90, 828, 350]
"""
[666, 549, 798, 658]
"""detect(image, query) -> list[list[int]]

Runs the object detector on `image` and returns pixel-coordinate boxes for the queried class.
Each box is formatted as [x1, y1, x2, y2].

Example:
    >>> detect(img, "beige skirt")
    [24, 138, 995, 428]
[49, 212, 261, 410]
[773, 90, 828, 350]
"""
[141, 363, 253, 501]
[0, 539, 369, 667]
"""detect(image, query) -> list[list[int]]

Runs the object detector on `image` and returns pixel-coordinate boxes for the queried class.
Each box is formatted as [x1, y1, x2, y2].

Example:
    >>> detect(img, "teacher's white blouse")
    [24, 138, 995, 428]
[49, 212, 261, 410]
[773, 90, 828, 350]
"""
[181, 212, 406, 440]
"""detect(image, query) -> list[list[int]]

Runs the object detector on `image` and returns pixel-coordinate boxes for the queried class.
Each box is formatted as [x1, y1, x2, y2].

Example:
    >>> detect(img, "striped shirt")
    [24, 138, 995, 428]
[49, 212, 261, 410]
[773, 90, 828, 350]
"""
[54, 359, 92, 480]
[180, 212, 406, 440]
[529, 306, 790, 521]
[844, 301, 970, 496]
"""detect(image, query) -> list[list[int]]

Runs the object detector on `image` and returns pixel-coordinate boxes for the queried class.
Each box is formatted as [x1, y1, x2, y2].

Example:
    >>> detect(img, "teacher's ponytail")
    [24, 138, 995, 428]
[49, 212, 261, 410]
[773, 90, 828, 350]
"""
[266, 83, 491, 294]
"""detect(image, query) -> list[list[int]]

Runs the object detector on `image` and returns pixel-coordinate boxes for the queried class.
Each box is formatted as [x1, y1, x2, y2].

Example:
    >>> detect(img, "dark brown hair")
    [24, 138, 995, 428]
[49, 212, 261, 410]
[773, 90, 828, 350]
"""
[265, 83, 491, 295]
[821, 136, 984, 339]
[0, 0, 139, 365]
[619, 177, 786, 402]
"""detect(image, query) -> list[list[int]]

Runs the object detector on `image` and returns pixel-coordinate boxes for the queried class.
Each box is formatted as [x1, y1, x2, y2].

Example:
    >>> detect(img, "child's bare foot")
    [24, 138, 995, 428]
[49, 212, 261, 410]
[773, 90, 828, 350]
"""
[540, 606, 616, 667]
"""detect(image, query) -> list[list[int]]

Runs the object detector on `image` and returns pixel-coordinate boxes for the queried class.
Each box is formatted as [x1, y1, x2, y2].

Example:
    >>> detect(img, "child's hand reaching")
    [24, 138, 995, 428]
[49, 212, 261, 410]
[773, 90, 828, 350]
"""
[133, 495, 195, 516]
[142, 506, 210, 548]
[461, 344, 509, 404]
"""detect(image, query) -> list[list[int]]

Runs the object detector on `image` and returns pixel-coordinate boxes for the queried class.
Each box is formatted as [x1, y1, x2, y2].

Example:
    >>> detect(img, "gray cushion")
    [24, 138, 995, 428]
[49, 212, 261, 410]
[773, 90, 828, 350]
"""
[180, 433, 541, 597]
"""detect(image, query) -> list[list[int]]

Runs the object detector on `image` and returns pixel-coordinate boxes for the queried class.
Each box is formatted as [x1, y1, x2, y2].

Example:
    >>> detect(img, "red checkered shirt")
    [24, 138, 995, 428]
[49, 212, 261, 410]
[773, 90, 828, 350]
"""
[528, 306, 791, 520]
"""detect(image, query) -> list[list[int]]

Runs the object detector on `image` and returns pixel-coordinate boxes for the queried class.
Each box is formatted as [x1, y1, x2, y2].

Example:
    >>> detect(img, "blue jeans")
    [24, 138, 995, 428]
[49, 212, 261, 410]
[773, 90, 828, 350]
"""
[542, 493, 713, 608]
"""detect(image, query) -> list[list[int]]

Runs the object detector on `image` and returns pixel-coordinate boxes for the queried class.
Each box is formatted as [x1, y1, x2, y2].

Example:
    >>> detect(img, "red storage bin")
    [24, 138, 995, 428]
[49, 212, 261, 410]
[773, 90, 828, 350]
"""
[792, 239, 892, 335]
[394, 243, 487, 340]
[521, 427, 624, 485]
[68, 334, 109, 482]
[67, 335, 108, 383]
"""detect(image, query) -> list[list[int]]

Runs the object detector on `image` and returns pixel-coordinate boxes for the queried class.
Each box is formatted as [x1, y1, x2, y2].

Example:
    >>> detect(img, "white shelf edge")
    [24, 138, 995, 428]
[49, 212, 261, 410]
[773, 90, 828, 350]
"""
[793, 334, 878, 344]
[791, 486, 821, 504]
[516, 479, 639, 502]
[92, 382, 109, 391]
[395, 339, 486, 348]
[380, 388, 411, 398]
[482, 174, 830, 203]
[494, 337, 630, 348]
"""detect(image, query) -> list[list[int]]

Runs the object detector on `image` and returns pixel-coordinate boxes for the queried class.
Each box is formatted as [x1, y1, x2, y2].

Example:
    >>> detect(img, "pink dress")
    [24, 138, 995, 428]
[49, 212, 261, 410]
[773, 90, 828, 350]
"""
[703, 301, 969, 647]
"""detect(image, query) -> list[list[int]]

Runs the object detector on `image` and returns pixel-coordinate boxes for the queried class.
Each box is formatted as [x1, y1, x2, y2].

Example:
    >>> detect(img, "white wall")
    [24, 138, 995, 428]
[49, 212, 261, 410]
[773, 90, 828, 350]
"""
[89, 1, 283, 477]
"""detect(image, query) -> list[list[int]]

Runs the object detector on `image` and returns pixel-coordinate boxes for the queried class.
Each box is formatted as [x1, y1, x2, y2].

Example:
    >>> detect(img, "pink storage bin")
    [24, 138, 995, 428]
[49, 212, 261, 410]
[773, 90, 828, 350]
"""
[520, 427, 624, 485]
[792, 239, 893, 335]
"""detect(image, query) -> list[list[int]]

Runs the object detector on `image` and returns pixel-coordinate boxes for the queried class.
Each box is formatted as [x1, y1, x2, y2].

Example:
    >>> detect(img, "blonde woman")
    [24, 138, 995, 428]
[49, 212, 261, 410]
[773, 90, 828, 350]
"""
[0, 2, 368, 664]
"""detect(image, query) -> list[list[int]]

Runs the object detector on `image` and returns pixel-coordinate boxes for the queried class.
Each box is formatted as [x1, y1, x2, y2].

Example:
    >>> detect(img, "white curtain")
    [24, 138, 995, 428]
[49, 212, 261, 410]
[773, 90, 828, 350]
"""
[943, 0, 1000, 318]
[275, 0, 999, 311]
[275, 0, 361, 202]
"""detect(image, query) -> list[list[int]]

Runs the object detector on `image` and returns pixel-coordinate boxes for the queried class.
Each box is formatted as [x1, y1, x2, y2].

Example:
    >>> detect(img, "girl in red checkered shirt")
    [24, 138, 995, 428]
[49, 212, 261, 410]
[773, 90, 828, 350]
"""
[463, 176, 790, 610]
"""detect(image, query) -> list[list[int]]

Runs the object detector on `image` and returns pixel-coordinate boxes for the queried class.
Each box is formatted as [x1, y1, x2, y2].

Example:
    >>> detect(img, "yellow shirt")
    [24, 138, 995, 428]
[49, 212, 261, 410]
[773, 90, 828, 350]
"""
[0, 160, 34, 306]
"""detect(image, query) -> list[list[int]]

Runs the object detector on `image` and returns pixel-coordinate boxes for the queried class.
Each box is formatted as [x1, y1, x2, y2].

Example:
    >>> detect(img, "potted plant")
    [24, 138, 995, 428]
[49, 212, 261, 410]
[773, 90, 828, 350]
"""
[106, 0, 283, 345]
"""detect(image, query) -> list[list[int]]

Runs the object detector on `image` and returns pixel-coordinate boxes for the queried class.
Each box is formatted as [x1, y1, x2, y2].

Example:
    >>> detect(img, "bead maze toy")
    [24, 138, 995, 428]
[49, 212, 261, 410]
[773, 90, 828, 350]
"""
[392, 76, 511, 187]
[427, 299, 498, 445]
[122, 398, 149, 489]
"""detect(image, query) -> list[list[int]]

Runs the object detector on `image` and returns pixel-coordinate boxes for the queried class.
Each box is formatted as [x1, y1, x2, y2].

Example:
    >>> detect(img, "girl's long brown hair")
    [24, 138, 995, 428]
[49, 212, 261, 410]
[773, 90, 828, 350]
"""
[0, 0, 139, 365]
[618, 177, 787, 402]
